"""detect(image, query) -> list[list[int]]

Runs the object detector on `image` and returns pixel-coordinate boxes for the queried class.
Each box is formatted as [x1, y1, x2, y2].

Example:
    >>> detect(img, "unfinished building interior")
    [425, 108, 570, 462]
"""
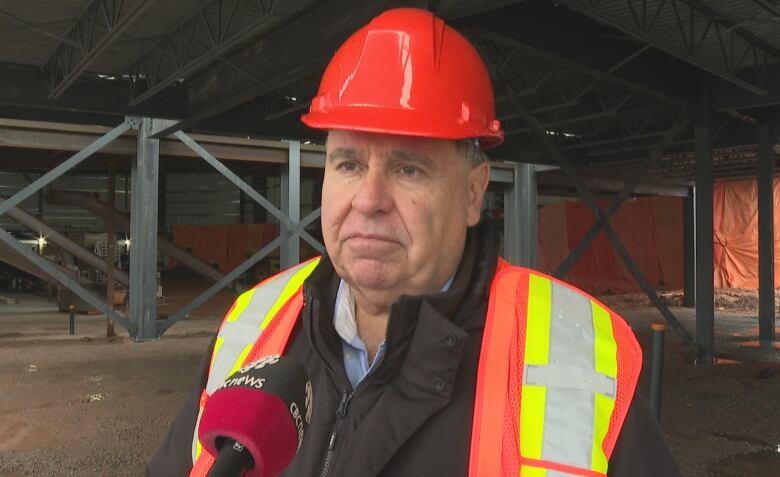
[0, 0, 779, 476]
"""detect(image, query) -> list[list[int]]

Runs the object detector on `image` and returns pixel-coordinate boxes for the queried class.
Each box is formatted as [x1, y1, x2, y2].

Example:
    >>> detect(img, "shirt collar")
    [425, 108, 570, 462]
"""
[333, 274, 457, 346]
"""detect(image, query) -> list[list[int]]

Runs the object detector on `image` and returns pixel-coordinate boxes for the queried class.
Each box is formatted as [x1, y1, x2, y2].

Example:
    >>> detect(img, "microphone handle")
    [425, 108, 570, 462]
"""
[206, 438, 257, 477]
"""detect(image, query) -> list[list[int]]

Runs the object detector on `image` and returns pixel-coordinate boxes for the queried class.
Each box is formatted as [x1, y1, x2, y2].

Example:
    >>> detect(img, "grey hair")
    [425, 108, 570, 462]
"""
[455, 139, 489, 167]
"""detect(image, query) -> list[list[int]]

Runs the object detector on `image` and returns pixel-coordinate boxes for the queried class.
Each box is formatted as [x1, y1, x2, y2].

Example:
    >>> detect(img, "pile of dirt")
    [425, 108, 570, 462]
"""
[598, 288, 780, 314]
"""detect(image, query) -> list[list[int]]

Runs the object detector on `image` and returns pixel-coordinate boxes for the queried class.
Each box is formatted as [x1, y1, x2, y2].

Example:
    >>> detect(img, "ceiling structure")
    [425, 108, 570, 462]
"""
[0, 0, 779, 188]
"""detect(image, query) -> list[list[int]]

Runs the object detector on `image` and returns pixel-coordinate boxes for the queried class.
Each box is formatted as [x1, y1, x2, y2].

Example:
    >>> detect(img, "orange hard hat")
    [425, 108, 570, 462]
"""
[301, 8, 504, 148]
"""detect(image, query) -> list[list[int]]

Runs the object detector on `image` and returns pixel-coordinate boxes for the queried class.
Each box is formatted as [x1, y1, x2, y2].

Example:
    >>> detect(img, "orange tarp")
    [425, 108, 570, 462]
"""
[537, 197, 683, 294]
[538, 178, 778, 293]
[171, 224, 279, 273]
[168, 178, 774, 291]
[713, 179, 780, 289]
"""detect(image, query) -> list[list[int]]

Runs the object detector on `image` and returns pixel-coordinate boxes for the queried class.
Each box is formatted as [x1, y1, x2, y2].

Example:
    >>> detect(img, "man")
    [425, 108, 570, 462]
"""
[149, 8, 681, 476]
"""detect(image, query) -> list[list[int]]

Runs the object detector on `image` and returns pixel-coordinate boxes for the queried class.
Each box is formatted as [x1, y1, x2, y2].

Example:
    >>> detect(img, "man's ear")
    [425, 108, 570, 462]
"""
[466, 162, 490, 226]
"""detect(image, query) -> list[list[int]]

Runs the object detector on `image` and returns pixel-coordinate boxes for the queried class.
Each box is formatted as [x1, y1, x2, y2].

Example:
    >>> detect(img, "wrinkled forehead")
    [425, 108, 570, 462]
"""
[325, 130, 459, 160]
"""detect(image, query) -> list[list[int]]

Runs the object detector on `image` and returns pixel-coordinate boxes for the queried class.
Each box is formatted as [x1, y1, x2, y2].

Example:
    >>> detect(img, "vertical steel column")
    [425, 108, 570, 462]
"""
[281, 140, 301, 268]
[519, 163, 538, 268]
[683, 196, 696, 307]
[757, 112, 776, 345]
[129, 118, 160, 341]
[106, 159, 116, 338]
[158, 172, 167, 233]
[504, 163, 537, 267]
[694, 105, 715, 363]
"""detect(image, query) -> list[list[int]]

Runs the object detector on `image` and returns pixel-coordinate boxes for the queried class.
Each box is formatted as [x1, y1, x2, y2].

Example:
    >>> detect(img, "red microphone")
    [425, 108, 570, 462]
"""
[198, 355, 312, 477]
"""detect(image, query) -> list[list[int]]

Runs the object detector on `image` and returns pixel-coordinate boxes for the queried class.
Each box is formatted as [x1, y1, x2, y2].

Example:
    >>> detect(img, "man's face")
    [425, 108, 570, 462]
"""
[321, 130, 490, 302]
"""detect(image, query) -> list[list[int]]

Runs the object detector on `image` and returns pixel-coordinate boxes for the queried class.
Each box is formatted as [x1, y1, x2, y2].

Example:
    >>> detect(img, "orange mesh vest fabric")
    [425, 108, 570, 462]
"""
[191, 258, 641, 476]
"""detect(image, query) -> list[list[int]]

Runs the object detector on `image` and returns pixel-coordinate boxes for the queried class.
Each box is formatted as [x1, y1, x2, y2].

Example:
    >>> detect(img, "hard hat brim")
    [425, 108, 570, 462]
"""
[301, 108, 504, 149]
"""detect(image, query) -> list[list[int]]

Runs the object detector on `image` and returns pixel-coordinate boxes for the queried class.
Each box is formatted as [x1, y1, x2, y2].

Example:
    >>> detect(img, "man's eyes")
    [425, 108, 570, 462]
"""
[332, 161, 424, 178]
[399, 165, 419, 176]
[336, 161, 360, 173]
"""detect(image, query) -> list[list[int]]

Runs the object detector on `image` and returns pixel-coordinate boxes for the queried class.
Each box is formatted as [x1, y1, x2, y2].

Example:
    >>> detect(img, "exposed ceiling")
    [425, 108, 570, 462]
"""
[0, 0, 779, 186]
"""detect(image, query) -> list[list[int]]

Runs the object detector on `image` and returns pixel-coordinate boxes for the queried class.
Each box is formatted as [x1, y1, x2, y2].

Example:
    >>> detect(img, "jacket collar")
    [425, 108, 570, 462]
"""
[303, 218, 501, 390]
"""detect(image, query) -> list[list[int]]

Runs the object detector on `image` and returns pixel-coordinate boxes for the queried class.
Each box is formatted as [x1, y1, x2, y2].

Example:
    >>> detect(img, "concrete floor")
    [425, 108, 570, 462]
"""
[0, 290, 779, 476]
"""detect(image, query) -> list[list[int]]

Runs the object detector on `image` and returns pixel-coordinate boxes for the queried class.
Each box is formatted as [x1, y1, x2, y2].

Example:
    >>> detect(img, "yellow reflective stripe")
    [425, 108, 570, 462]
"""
[225, 288, 258, 323]
[195, 437, 203, 460]
[226, 343, 253, 378]
[259, 258, 320, 330]
[520, 385, 547, 460]
[591, 300, 618, 473]
[193, 403, 205, 461]
[525, 274, 552, 365]
[209, 336, 224, 371]
[521, 274, 552, 464]
[592, 393, 615, 473]
[520, 464, 547, 477]
[591, 301, 618, 379]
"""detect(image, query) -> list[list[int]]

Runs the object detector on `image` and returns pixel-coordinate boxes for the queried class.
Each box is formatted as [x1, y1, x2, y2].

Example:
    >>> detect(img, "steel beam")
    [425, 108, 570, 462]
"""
[517, 162, 538, 268]
[712, 71, 780, 111]
[0, 11, 82, 46]
[558, 0, 777, 95]
[0, 63, 186, 120]
[0, 120, 131, 216]
[0, 240, 78, 284]
[106, 159, 116, 338]
[694, 101, 715, 363]
[43, 0, 156, 99]
[0, 227, 129, 330]
[173, 130, 324, 252]
[683, 196, 695, 307]
[560, 130, 670, 151]
[129, 118, 160, 341]
[757, 111, 777, 345]
[158, 206, 321, 333]
[124, 0, 279, 105]
[46, 189, 233, 288]
[504, 94, 644, 136]
[0, 117, 326, 166]
[0, 198, 129, 286]
[537, 172, 691, 197]
[159, 236, 280, 333]
[468, 10, 690, 106]
[281, 141, 301, 268]
[554, 120, 686, 277]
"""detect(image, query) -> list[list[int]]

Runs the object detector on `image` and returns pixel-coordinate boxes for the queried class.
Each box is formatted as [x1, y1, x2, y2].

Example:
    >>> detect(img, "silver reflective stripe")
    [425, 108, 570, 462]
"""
[205, 261, 311, 394]
[192, 261, 313, 464]
[522, 281, 617, 472]
[524, 364, 616, 398]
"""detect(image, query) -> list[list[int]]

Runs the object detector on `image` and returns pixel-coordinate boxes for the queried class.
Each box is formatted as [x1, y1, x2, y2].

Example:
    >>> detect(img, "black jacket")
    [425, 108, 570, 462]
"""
[148, 220, 682, 476]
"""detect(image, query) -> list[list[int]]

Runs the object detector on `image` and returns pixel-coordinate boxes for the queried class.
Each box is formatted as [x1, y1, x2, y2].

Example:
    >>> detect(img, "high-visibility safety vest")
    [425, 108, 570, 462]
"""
[189, 257, 642, 477]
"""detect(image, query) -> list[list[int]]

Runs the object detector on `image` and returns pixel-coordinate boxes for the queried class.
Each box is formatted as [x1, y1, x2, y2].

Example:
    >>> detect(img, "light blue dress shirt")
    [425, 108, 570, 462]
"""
[333, 275, 455, 389]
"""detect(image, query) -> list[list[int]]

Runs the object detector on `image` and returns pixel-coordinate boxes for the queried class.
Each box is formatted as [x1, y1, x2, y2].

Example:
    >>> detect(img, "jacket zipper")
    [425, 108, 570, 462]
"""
[319, 390, 353, 477]
[303, 288, 353, 477]
[304, 287, 399, 477]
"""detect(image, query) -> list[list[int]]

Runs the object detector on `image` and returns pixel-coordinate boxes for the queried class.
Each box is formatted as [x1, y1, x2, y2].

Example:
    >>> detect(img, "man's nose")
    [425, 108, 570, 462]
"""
[352, 168, 394, 215]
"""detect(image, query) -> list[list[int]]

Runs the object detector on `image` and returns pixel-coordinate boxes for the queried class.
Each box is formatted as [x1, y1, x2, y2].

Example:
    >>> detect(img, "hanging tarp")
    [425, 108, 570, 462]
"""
[538, 179, 778, 293]
[171, 224, 279, 273]
[713, 179, 780, 289]
[538, 197, 683, 294]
